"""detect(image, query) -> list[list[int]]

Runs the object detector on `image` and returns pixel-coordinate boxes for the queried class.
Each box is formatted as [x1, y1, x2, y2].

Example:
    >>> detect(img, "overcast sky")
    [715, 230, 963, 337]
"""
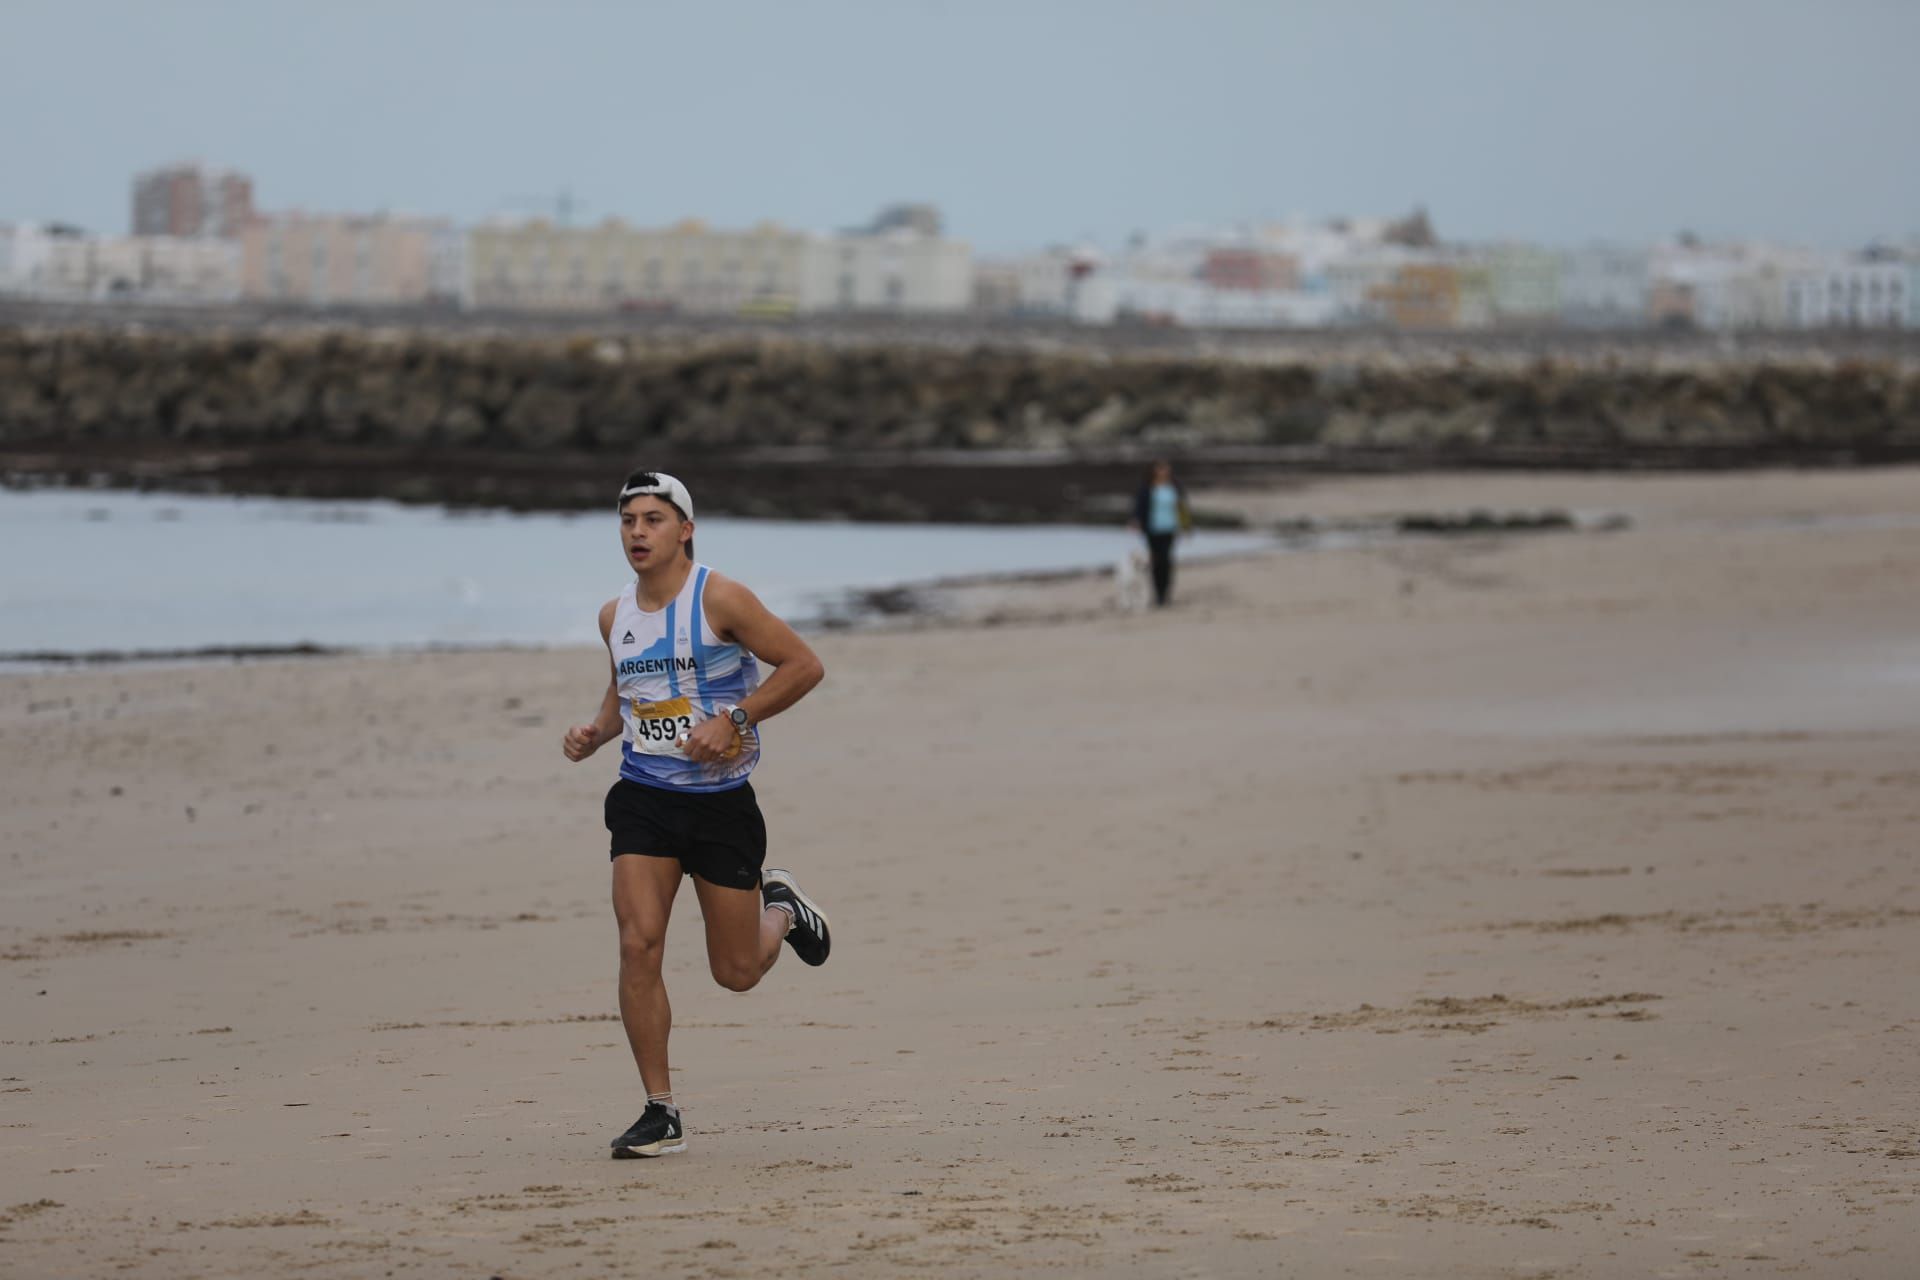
[2, 0, 1915, 253]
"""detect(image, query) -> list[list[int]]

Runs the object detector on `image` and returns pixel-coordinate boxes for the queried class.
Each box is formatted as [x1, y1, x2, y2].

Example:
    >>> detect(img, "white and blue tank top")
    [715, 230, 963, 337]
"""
[610, 564, 761, 792]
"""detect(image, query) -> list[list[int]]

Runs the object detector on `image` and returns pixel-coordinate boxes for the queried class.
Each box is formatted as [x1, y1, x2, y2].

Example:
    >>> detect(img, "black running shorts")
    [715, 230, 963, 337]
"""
[604, 778, 766, 891]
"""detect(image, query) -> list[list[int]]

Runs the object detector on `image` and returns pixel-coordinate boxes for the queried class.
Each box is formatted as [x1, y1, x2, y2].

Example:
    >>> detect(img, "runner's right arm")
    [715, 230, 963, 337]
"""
[561, 599, 624, 762]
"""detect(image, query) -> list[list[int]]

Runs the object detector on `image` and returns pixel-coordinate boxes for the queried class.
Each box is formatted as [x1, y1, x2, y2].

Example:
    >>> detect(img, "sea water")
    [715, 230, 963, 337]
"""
[0, 488, 1270, 655]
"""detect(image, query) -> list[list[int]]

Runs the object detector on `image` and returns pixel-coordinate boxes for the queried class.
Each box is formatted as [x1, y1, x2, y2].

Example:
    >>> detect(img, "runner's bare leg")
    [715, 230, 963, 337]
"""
[693, 877, 787, 991]
[611, 854, 683, 1095]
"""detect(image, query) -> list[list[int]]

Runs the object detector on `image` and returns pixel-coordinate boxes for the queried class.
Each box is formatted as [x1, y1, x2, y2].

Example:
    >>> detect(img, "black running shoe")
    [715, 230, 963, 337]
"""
[609, 1102, 687, 1158]
[761, 868, 831, 966]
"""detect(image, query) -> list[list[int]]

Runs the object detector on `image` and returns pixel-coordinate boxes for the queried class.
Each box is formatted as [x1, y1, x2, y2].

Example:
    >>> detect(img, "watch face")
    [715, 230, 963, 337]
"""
[729, 708, 749, 726]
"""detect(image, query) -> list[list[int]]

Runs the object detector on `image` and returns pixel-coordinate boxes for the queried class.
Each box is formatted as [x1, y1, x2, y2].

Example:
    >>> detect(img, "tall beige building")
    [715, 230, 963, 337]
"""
[240, 214, 457, 306]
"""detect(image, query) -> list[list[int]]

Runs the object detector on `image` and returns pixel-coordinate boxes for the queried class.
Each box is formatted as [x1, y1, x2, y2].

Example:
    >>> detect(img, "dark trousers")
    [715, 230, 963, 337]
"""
[1145, 533, 1175, 606]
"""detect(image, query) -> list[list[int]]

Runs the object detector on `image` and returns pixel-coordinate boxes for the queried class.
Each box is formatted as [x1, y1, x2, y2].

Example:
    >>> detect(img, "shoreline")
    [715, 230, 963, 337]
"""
[25, 456, 1920, 669]
[0, 500, 1627, 667]
[7, 438, 1920, 526]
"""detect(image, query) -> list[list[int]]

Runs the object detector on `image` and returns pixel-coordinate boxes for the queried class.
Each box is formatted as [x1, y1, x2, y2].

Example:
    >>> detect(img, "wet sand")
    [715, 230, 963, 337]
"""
[2, 469, 1917, 1278]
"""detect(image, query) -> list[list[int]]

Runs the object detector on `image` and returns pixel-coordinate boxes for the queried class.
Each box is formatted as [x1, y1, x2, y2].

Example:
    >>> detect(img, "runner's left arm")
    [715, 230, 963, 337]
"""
[680, 575, 824, 763]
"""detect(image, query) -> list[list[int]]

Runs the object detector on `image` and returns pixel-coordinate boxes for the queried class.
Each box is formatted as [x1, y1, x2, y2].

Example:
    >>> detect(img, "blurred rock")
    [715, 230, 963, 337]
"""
[2, 323, 1919, 517]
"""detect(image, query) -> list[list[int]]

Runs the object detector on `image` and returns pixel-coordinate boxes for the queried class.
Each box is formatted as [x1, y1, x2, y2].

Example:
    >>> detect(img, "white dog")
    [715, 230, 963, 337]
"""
[1113, 547, 1152, 612]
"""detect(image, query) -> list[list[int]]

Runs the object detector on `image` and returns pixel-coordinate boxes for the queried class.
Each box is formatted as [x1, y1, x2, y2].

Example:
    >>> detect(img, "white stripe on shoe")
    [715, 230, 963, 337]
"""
[763, 869, 830, 936]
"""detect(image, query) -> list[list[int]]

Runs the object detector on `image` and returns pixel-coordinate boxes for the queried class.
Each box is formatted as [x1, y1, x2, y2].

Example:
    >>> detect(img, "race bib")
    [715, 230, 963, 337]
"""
[629, 696, 695, 756]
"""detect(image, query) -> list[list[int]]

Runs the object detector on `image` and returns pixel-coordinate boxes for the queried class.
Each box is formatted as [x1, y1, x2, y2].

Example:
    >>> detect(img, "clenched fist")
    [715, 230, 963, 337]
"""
[562, 723, 605, 762]
[680, 716, 739, 764]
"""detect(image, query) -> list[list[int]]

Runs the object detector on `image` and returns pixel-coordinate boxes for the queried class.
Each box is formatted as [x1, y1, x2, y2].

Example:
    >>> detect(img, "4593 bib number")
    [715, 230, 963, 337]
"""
[629, 696, 694, 755]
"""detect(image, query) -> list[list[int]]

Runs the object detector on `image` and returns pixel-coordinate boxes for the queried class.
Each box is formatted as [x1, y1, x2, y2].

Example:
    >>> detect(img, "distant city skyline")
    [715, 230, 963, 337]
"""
[2, 1, 1916, 253]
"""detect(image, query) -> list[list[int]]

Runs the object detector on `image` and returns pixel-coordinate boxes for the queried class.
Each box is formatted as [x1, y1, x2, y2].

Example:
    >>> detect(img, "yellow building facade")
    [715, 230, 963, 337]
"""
[469, 218, 812, 314]
[1369, 263, 1461, 330]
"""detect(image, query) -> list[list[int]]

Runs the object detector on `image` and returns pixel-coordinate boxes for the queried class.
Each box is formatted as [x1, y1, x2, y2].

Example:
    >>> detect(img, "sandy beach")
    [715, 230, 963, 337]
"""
[3, 468, 1918, 1278]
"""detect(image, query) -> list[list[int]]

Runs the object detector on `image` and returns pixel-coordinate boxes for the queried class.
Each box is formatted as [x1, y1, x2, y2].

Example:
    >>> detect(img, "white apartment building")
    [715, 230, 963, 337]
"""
[0, 223, 60, 295]
[1784, 259, 1908, 329]
[1250, 220, 1380, 283]
[1650, 243, 1819, 331]
[3, 229, 240, 302]
[974, 214, 1449, 329]
[799, 227, 971, 313]
[985, 219, 1435, 330]
[1558, 245, 1650, 328]
[428, 224, 469, 306]
[972, 247, 1100, 315]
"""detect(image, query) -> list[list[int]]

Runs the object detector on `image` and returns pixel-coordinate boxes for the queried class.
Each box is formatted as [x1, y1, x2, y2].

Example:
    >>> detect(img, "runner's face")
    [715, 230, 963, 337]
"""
[620, 496, 689, 570]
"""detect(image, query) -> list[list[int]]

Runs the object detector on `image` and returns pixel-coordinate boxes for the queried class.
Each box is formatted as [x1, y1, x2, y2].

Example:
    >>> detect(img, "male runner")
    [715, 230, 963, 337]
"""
[561, 469, 832, 1159]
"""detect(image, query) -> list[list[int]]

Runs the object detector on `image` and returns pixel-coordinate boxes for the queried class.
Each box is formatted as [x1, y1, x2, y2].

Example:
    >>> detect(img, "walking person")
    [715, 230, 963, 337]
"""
[1129, 458, 1193, 607]
[561, 469, 832, 1159]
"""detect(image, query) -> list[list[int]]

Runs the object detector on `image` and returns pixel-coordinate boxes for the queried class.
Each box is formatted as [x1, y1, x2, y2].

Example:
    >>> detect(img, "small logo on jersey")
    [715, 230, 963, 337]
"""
[677, 629, 689, 644]
[621, 630, 635, 645]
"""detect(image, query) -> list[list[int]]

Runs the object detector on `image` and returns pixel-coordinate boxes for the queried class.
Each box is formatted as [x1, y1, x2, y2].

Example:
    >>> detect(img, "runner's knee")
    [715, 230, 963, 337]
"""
[709, 957, 762, 992]
[619, 928, 665, 974]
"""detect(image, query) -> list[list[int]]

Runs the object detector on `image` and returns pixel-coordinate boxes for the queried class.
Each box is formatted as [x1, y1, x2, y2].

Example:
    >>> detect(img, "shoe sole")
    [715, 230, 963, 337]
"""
[612, 1139, 688, 1159]
[762, 868, 831, 965]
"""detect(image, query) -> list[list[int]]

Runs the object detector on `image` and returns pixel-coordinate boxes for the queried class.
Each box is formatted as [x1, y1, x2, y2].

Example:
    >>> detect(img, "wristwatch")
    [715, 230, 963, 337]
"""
[725, 704, 751, 730]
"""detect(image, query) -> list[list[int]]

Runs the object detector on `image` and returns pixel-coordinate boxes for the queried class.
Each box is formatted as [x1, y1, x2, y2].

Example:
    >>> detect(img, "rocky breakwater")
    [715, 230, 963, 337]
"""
[2, 326, 1918, 518]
